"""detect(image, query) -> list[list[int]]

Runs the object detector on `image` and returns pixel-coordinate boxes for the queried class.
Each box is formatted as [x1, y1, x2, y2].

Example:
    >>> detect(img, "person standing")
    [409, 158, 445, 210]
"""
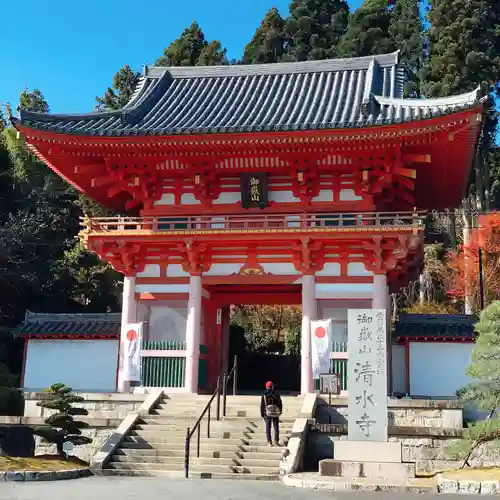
[260, 381, 283, 447]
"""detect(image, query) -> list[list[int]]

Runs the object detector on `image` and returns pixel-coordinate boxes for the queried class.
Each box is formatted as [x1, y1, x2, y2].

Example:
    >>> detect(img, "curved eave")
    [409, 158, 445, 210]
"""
[13, 104, 484, 149]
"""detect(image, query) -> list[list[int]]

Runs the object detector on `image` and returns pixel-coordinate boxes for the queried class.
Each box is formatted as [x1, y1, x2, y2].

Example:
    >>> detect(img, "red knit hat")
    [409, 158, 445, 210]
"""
[265, 381, 274, 389]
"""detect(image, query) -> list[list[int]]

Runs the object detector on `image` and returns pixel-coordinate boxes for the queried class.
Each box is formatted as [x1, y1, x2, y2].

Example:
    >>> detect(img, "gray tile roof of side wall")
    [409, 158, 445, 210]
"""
[17, 312, 121, 336]
[15, 52, 483, 137]
[395, 313, 478, 339]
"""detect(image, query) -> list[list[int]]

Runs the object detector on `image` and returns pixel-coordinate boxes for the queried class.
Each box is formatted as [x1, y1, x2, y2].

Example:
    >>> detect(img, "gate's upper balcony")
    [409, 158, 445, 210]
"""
[79, 211, 425, 239]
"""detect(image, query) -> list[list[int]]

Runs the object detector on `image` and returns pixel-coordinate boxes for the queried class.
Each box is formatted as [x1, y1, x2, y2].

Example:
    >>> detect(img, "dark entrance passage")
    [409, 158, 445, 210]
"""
[228, 305, 301, 394]
[234, 351, 301, 393]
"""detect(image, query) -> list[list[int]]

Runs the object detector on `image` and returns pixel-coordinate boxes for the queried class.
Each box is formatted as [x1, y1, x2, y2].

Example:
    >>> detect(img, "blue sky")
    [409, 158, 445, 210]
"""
[1, 0, 363, 115]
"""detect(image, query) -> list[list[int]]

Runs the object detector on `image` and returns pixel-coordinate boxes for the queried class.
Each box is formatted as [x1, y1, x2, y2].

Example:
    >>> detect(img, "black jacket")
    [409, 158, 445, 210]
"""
[260, 389, 283, 418]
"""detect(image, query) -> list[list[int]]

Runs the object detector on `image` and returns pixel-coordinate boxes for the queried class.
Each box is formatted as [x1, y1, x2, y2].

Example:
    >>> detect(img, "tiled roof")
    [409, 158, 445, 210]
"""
[395, 313, 478, 340]
[18, 311, 121, 337]
[13, 52, 484, 137]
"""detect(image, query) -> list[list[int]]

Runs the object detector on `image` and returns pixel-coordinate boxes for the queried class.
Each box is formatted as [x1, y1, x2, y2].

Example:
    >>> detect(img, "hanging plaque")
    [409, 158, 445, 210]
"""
[240, 172, 269, 209]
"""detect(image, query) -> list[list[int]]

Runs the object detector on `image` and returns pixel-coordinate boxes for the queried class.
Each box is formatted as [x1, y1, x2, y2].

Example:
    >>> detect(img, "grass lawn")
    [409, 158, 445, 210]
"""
[0, 456, 88, 471]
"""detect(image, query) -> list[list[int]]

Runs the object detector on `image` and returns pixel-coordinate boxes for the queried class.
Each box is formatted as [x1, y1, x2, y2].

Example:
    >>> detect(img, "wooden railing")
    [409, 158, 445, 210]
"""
[80, 211, 425, 234]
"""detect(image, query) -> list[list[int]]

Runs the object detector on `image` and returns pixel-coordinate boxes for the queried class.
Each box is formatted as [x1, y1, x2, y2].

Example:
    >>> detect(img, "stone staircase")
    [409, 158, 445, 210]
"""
[104, 394, 304, 479]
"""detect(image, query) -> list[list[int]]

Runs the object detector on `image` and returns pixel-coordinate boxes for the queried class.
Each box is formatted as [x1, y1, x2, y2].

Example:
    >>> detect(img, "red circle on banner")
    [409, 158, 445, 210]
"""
[315, 326, 326, 339]
[126, 329, 137, 341]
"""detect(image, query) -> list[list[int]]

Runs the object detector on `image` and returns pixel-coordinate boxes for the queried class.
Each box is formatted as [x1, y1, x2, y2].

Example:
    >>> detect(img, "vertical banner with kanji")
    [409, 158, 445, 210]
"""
[122, 322, 143, 382]
[311, 319, 332, 379]
[347, 309, 388, 442]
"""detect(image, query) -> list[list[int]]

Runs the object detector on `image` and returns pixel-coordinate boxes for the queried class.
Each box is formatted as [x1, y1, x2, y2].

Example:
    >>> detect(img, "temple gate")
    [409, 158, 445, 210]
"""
[12, 52, 484, 394]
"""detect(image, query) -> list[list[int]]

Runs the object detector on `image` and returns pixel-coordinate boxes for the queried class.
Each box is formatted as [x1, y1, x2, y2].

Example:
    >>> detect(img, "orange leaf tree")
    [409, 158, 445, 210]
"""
[445, 213, 500, 311]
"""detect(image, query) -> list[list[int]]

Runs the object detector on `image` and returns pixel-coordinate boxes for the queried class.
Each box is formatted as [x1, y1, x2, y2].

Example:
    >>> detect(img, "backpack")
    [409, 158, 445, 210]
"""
[264, 394, 282, 418]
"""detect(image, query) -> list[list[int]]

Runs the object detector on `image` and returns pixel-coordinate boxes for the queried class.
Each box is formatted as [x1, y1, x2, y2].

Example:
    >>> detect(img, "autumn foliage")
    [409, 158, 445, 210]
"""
[445, 213, 500, 310]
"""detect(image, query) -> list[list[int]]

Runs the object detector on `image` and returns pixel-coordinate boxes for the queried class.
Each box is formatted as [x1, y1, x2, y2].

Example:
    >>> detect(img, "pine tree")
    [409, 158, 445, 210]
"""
[388, 0, 423, 97]
[285, 0, 349, 61]
[95, 65, 141, 111]
[33, 383, 92, 457]
[447, 301, 500, 466]
[243, 7, 289, 64]
[156, 21, 227, 67]
[337, 0, 394, 58]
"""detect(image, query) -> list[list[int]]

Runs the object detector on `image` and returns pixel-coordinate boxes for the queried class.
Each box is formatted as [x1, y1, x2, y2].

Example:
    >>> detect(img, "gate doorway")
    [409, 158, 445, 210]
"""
[206, 284, 302, 394]
[228, 300, 302, 392]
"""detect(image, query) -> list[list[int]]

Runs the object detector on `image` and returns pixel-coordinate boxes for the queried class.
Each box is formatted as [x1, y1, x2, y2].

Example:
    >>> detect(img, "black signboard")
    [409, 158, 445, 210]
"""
[240, 172, 269, 209]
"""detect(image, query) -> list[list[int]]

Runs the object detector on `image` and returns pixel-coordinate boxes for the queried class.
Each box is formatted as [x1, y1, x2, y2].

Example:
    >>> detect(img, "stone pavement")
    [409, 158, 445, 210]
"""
[1, 476, 484, 500]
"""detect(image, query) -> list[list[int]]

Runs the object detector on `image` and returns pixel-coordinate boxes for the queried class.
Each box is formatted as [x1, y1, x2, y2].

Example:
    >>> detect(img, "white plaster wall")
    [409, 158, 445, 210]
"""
[312, 190, 334, 202]
[213, 192, 240, 205]
[149, 301, 188, 343]
[181, 193, 201, 205]
[268, 190, 300, 203]
[347, 262, 373, 277]
[317, 301, 372, 344]
[261, 263, 301, 275]
[154, 193, 175, 206]
[166, 264, 189, 277]
[339, 189, 363, 201]
[409, 342, 474, 397]
[135, 284, 190, 294]
[317, 300, 372, 320]
[315, 283, 373, 299]
[392, 344, 406, 394]
[24, 339, 118, 392]
[316, 263, 341, 276]
[203, 263, 243, 276]
[136, 264, 161, 278]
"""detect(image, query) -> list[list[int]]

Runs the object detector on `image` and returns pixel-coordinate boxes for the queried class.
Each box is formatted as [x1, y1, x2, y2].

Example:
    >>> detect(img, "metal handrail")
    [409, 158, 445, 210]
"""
[184, 376, 221, 479]
[222, 355, 238, 418]
[80, 211, 426, 233]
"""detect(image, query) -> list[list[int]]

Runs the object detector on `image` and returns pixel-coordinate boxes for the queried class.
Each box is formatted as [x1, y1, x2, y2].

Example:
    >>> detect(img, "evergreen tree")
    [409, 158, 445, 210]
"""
[19, 89, 49, 113]
[337, 0, 394, 58]
[448, 301, 500, 466]
[285, 0, 349, 61]
[243, 8, 289, 64]
[156, 21, 227, 67]
[421, 0, 500, 98]
[95, 65, 141, 111]
[197, 40, 228, 66]
[388, 0, 423, 97]
[34, 383, 92, 457]
[421, 0, 500, 210]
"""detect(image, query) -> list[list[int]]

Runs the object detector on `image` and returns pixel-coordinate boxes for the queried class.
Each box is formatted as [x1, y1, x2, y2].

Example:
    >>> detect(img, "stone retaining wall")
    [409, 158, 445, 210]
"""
[307, 424, 500, 471]
[0, 416, 119, 463]
[315, 397, 463, 429]
[23, 392, 147, 420]
[306, 425, 465, 472]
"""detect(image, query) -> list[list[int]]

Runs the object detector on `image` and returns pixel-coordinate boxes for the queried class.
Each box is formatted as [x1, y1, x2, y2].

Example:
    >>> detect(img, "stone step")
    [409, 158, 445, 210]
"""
[133, 424, 294, 434]
[100, 469, 278, 480]
[126, 434, 290, 446]
[140, 416, 297, 424]
[164, 396, 302, 403]
[120, 441, 285, 454]
[129, 426, 292, 442]
[115, 449, 283, 460]
[153, 407, 301, 416]
[107, 461, 279, 475]
[110, 455, 280, 467]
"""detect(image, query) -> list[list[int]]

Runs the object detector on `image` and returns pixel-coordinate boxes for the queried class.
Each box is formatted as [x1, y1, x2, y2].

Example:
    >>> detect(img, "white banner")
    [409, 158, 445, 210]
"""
[311, 319, 332, 379]
[122, 322, 143, 382]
